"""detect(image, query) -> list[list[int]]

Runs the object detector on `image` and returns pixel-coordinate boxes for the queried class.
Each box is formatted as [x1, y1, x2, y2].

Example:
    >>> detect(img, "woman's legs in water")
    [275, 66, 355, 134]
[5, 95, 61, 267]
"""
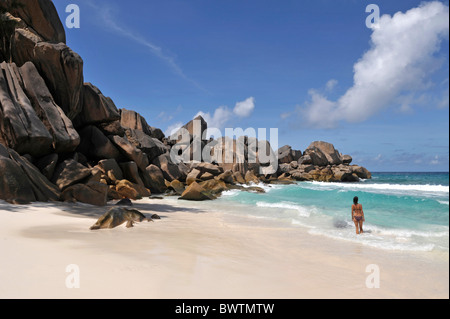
[353, 219, 360, 234]
[353, 219, 364, 234]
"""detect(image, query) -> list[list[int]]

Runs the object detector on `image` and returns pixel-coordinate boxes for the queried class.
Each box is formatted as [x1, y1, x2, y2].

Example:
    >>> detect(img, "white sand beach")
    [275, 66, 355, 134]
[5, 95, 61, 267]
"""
[0, 198, 448, 299]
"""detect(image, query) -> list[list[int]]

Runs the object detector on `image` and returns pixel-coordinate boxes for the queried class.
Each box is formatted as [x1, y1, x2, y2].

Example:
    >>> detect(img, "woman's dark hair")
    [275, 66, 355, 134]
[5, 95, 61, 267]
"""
[353, 196, 359, 205]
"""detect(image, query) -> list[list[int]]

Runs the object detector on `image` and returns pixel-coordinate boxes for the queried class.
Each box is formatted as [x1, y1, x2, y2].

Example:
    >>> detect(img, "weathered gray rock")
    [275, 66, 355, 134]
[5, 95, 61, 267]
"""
[97, 120, 125, 137]
[77, 125, 121, 160]
[342, 155, 353, 164]
[97, 158, 124, 181]
[179, 182, 216, 201]
[120, 161, 145, 187]
[120, 108, 164, 140]
[169, 180, 185, 195]
[152, 153, 184, 182]
[51, 159, 91, 190]
[142, 164, 167, 194]
[109, 135, 149, 171]
[34, 153, 58, 180]
[61, 182, 108, 206]
[278, 145, 301, 164]
[233, 171, 246, 184]
[0, 152, 36, 203]
[303, 146, 329, 166]
[351, 165, 372, 179]
[245, 170, 260, 184]
[279, 163, 291, 174]
[298, 154, 312, 165]
[8, 148, 60, 201]
[18, 62, 80, 153]
[191, 162, 224, 176]
[199, 179, 229, 195]
[115, 179, 151, 200]
[12, 36, 84, 120]
[6, 0, 66, 43]
[306, 141, 343, 166]
[171, 115, 208, 143]
[0, 62, 53, 156]
[125, 128, 168, 161]
[74, 83, 120, 127]
[186, 168, 202, 186]
[217, 170, 234, 184]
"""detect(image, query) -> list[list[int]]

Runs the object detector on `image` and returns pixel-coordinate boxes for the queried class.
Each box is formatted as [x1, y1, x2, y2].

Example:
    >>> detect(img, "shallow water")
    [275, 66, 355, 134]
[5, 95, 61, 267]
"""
[176, 172, 450, 253]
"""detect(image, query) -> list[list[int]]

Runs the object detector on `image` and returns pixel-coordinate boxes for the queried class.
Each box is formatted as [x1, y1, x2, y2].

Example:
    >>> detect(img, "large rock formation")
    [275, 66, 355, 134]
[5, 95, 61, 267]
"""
[0, 1, 372, 205]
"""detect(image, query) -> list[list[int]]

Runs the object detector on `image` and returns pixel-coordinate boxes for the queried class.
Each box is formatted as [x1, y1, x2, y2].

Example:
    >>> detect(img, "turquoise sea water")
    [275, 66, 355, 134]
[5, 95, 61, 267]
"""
[214, 172, 449, 252]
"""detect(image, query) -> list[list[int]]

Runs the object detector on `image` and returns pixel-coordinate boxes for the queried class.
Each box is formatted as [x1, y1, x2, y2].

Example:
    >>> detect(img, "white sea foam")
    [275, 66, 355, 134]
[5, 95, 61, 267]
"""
[302, 181, 449, 195]
[220, 189, 241, 197]
[438, 200, 449, 205]
[367, 224, 449, 239]
[307, 228, 437, 252]
[256, 201, 311, 217]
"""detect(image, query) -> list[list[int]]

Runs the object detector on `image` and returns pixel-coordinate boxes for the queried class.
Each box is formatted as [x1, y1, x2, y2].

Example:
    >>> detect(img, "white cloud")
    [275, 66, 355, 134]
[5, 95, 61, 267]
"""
[165, 122, 183, 137]
[194, 97, 256, 130]
[233, 97, 255, 118]
[195, 106, 232, 130]
[325, 79, 338, 92]
[430, 155, 440, 165]
[297, 1, 449, 128]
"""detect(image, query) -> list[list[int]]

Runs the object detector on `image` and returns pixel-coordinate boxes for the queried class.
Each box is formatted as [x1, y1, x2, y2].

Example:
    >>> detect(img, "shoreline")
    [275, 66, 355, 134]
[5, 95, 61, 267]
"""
[0, 198, 448, 299]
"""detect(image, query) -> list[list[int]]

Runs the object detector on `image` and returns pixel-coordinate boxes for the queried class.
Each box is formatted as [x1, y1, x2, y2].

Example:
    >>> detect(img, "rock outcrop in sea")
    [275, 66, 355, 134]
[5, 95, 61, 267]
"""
[0, 0, 371, 205]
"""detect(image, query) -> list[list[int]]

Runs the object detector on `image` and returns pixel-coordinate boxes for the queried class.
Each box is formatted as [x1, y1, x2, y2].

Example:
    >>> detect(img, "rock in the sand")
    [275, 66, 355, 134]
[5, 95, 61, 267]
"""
[51, 159, 91, 190]
[179, 182, 216, 201]
[186, 168, 202, 186]
[199, 179, 228, 195]
[8, 148, 60, 201]
[115, 179, 151, 200]
[120, 161, 145, 187]
[142, 164, 167, 194]
[89, 207, 153, 230]
[61, 182, 108, 206]
[169, 179, 185, 196]
[0, 153, 36, 204]
[152, 153, 185, 182]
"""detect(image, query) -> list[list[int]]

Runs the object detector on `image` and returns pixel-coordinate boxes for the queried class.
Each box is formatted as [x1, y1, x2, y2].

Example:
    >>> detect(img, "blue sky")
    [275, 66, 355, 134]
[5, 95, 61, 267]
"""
[54, 0, 449, 172]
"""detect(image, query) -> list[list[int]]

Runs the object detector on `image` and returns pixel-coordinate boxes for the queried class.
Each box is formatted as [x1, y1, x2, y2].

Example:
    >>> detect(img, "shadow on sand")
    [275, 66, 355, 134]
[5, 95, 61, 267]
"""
[1, 197, 206, 220]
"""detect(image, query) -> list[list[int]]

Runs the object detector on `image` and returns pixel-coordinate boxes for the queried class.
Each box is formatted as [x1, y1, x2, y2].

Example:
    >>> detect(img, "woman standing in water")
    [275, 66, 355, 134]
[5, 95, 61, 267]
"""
[352, 196, 365, 234]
